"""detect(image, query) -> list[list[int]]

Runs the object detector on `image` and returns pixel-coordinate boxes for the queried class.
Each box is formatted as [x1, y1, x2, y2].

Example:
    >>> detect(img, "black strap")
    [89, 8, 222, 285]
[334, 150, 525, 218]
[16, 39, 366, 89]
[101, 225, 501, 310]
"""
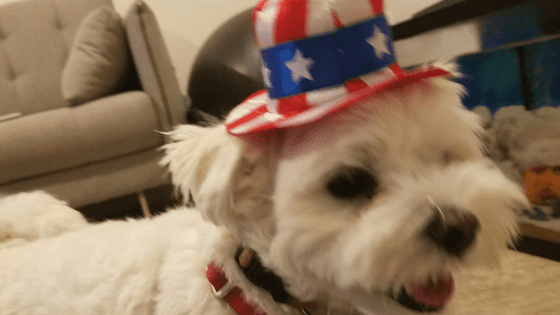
[235, 246, 291, 304]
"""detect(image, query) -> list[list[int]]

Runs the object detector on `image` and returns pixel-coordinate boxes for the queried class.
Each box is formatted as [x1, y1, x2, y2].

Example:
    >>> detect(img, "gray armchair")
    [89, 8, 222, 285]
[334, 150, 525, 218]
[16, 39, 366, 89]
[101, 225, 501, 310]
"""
[0, 0, 187, 213]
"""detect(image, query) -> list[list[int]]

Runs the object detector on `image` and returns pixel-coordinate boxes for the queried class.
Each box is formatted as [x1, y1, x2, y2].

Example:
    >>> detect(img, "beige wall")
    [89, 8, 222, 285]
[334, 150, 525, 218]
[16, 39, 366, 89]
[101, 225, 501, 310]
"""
[0, 0, 443, 94]
[385, 0, 442, 24]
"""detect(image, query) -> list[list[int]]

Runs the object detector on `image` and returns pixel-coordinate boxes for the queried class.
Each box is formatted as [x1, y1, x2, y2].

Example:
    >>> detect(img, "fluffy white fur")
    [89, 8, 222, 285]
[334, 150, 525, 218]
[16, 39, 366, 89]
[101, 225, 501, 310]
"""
[0, 191, 88, 248]
[0, 72, 528, 315]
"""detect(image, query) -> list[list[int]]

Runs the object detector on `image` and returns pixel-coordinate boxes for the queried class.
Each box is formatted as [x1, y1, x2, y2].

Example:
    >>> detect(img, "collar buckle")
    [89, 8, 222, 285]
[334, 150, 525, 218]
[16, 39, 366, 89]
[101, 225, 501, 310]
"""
[211, 278, 235, 299]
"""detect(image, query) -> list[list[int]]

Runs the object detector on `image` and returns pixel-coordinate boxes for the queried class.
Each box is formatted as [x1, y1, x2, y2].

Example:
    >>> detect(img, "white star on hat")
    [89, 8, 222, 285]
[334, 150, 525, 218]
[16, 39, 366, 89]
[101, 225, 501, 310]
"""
[261, 59, 272, 88]
[285, 49, 314, 83]
[366, 26, 390, 59]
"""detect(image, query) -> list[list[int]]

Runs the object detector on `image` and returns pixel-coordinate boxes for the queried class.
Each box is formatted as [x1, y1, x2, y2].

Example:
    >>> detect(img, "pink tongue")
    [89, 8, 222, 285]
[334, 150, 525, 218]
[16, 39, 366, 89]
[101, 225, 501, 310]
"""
[409, 274, 455, 308]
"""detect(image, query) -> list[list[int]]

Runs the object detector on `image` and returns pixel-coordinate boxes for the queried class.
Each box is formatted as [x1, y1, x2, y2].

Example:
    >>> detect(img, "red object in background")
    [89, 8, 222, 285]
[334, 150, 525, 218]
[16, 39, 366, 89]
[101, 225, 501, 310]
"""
[524, 165, 560, 205]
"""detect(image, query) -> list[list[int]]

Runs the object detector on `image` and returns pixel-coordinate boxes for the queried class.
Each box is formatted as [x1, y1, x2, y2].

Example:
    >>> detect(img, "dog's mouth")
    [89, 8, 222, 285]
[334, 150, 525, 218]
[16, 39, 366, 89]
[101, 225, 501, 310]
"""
[390, 273, 455, 312]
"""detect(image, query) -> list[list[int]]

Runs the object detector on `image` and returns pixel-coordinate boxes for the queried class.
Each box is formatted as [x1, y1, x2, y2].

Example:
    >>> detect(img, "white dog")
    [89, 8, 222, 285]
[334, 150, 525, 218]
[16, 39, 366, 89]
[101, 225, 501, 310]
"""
[0, 70, 527, 315]
[0, 0, 530, 313]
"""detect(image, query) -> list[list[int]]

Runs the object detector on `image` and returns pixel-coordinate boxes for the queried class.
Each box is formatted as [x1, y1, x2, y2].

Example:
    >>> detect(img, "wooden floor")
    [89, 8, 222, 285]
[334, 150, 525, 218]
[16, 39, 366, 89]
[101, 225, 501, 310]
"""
[77, 184, 181, 222]
[514, 223, 560, 262]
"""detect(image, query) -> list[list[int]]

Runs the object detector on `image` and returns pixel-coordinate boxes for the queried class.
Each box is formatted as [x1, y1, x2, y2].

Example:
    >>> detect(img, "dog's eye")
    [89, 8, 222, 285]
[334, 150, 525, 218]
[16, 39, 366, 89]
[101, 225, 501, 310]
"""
[327, 167, 378, 200]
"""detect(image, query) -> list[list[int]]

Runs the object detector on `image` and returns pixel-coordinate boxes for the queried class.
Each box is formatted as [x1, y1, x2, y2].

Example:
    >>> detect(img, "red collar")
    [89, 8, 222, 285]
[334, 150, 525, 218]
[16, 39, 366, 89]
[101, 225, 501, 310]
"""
[206, 262, 267, 315]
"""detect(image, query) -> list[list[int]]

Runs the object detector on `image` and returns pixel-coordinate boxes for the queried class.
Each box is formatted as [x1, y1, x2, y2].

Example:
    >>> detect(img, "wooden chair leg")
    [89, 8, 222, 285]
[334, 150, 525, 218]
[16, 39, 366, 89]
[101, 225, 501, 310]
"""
[137, 191, 152, 218]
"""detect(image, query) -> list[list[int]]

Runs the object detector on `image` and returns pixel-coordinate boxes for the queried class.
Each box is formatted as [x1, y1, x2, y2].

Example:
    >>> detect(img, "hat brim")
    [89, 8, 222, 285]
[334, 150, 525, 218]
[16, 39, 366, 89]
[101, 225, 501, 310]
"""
[225, 65, 451, 135]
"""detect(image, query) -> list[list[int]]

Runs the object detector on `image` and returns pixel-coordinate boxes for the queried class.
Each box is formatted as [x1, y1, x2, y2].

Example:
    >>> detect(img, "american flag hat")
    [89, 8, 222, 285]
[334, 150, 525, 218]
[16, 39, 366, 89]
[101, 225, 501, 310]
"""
[225, 0, 451, 135]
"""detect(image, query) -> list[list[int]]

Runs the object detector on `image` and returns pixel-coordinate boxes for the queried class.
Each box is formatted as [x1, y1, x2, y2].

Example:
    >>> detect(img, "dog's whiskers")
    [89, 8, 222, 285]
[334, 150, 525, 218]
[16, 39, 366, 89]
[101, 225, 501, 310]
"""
[427, 196, 447, 225]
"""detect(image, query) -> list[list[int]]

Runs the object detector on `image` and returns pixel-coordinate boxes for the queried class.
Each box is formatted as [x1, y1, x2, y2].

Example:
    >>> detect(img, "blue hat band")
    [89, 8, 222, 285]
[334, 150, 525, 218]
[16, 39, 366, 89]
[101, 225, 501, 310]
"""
[260, 15, 396, 100]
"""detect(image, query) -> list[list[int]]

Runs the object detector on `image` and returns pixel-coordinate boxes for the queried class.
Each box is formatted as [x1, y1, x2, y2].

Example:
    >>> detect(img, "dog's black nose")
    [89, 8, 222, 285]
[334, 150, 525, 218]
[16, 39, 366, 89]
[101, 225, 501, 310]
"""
[424, 206, 480, 257]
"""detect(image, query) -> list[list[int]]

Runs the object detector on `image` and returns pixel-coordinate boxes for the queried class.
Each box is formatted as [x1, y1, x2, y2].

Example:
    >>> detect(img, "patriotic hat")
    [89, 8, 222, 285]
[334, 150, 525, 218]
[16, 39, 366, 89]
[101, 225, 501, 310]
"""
[225, 0, 451, 135]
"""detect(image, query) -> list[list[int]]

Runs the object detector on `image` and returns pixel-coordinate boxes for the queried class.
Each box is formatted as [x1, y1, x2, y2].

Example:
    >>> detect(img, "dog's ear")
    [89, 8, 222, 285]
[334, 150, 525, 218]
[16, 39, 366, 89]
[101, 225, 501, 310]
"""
[161, 124, 242, 225]
[161, 124, 271, 228]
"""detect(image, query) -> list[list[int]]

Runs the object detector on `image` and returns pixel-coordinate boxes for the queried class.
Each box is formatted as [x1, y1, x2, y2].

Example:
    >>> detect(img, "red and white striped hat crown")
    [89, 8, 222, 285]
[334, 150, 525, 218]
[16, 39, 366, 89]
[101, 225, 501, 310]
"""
[225, 0, 451, 135]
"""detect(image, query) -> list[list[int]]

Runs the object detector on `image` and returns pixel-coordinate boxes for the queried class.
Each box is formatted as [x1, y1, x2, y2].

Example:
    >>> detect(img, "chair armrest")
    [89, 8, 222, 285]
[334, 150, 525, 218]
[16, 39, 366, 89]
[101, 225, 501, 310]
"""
[124, 0, 187, 130]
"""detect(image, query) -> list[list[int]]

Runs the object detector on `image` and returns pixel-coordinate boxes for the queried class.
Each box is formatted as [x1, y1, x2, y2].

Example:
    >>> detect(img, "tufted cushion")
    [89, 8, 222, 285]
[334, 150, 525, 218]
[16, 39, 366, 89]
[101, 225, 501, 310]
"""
[0, 91, 163, 185]
[61, 6, 132, 105]
[0, 0, 112, 117]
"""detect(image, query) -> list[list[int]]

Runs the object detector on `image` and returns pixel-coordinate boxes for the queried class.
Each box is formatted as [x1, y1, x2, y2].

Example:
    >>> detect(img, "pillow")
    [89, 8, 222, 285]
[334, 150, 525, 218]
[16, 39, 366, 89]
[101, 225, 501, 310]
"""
[62, 6, 132, 105]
